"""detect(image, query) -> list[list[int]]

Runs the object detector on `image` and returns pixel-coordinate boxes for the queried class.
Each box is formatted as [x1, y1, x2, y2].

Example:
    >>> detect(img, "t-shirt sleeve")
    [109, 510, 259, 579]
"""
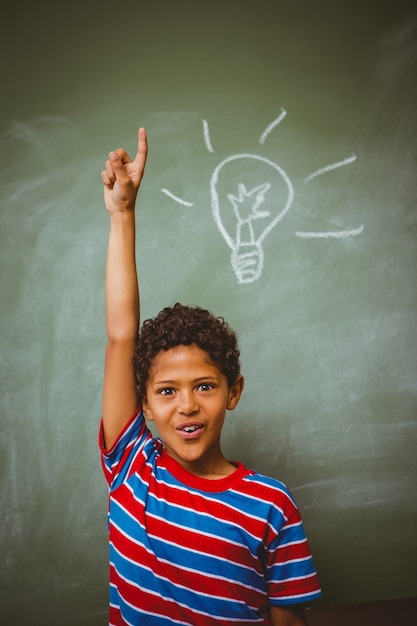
[265, 492, 322, 605]
[99, 407, 152, 490]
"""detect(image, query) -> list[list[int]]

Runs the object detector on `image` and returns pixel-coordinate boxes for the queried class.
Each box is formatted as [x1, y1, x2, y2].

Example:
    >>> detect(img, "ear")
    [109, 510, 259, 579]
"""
[227, 375, 244, 410]
[141, 396, 154, 422]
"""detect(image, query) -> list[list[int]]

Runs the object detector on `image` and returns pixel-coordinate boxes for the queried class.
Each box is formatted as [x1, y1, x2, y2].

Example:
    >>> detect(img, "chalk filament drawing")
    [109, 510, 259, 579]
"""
[160, 109, 364, 284]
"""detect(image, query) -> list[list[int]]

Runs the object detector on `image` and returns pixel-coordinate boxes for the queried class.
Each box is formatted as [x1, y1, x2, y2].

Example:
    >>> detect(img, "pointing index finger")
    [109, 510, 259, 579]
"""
[133, 127, 148, 170]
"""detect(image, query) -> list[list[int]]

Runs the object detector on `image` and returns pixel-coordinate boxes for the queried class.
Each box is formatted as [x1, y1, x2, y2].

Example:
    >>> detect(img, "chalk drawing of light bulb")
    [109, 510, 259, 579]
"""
[160, 110, 364, 286]
[210, 155, 293, 284]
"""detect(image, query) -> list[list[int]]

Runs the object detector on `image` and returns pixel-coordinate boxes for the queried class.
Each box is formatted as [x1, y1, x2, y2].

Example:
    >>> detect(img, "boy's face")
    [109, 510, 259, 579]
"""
[142, 344, 244, 478]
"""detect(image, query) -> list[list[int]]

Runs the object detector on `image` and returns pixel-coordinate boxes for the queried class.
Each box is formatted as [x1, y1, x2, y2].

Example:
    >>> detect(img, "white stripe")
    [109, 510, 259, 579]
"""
[276, 537, 308, 550]
[271, 589, 321, 603]
[271, 555, 312, 567]
[271, 571, 318, 584]
[281, 520, 304, 532]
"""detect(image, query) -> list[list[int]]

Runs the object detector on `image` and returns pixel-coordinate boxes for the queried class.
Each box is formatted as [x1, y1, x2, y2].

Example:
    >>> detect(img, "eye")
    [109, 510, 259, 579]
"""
[158, 387, 175, 396]
[196, 382, 214, 392]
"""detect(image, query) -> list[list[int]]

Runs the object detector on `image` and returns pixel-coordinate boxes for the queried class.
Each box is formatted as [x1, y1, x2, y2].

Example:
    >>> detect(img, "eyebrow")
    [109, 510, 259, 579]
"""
[152, 376, 221, 386]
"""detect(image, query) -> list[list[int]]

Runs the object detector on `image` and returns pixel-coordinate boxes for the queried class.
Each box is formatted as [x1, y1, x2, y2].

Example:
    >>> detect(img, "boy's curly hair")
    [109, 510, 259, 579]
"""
[133, 303, 241, 401]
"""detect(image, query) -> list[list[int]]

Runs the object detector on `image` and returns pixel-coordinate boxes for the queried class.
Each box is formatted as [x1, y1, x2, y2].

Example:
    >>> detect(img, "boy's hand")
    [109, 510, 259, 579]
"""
[101, 127, 148, 215]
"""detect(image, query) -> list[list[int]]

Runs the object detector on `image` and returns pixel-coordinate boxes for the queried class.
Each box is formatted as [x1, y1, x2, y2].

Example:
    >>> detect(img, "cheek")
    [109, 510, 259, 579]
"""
[143, 396, 170, 423]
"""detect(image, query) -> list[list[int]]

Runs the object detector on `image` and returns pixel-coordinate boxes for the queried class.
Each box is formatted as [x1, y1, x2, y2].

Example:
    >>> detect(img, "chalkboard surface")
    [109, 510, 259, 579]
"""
[1, 1, 416, 624]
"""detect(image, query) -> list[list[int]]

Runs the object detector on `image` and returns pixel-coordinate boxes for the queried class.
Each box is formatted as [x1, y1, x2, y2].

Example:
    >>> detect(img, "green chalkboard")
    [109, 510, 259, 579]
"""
[1, 1, 416, 624]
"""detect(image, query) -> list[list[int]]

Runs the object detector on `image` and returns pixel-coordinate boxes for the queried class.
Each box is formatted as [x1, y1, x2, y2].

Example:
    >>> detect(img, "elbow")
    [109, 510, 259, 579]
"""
[106, 320, 138, 343]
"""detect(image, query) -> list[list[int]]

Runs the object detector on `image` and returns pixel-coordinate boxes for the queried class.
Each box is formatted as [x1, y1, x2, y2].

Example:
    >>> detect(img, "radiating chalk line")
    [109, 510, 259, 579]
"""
[259, 109, 287, 145]
[202, 119, 214, 153]
[160, 189, 194, 207]
[295, 224, 364, 239]
[304, 154, 357, 182]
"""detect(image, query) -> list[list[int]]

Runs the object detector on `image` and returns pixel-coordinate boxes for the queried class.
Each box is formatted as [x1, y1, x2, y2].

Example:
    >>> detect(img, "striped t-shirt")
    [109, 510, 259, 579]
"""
[100, 408, 321, 625]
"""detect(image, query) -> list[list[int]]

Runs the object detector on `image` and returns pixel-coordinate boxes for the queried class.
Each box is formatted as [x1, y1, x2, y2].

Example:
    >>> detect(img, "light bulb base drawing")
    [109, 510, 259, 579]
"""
[231, 243, 264, 284]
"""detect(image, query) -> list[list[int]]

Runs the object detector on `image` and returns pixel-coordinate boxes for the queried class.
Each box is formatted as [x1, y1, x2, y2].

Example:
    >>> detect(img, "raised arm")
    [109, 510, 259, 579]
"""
[101, 128, 148, 449]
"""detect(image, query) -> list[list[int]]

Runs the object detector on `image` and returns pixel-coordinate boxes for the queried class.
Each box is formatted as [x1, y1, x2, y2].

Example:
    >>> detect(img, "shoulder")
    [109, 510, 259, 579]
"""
[100, 407, 145, 456]
[243, 469, 296, 502]
[238, 468, 301, 522]
[99, 407, 158, 488]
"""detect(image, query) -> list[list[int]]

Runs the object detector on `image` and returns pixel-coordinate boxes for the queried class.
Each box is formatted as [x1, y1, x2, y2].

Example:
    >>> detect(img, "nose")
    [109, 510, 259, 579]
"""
[178, 389, 199, 415]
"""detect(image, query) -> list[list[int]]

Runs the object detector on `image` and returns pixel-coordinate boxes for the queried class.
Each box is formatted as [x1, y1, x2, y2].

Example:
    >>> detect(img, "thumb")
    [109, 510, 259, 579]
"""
[109, 151, 132, 185]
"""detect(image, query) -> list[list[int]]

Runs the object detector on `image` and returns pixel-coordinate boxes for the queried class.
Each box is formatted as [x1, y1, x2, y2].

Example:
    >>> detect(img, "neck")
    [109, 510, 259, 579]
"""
[165, 447, 236, 480]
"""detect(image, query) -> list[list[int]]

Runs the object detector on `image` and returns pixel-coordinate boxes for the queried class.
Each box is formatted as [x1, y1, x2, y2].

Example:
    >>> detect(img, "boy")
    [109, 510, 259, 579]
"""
[99, 128, 321, 625]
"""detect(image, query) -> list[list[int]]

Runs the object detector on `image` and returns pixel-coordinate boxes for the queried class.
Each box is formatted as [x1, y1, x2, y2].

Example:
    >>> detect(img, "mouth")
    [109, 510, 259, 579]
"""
[176, 422, 204, 439]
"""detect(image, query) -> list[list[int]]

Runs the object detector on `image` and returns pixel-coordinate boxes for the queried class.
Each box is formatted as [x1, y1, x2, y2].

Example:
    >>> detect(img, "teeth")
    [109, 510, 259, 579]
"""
[183, 425, 198, 433]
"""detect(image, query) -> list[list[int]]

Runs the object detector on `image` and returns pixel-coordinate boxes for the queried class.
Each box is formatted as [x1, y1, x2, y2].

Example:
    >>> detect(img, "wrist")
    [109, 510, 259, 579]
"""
[108, 207, 136, 224]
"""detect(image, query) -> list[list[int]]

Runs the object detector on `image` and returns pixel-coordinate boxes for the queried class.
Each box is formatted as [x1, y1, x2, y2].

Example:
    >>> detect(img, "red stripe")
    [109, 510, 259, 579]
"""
[274, 538, 312, 563]
[269, 571, 322, 601]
